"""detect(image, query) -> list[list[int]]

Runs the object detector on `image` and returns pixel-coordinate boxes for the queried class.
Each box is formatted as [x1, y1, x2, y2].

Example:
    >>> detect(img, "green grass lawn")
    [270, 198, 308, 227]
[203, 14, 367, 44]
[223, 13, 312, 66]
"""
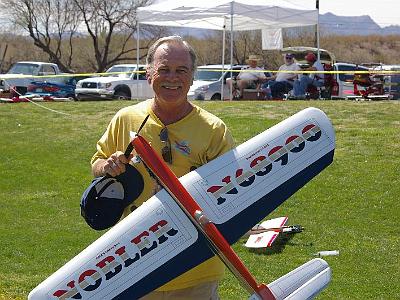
[0, 100, 399, 299]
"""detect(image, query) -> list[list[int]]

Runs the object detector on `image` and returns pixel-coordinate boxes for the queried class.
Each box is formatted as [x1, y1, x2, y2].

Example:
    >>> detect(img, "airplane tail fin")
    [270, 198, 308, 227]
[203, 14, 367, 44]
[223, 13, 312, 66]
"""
[248, 258, 331, 300]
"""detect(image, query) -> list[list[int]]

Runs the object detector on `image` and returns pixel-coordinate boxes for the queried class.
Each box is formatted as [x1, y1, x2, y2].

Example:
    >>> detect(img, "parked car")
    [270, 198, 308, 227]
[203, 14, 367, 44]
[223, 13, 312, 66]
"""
[372, 64, 400, 100]
[0, 61, 62, 95]
[75, 64, 153, 100]
[330, 62, 372, 99]
[188, 65, 246, 100]
[24, 75, 90, 100]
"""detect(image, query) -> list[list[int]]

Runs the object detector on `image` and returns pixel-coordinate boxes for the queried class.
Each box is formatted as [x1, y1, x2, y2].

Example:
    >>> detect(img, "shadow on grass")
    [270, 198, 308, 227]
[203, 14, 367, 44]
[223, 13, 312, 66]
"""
[248, 233, 312, 256]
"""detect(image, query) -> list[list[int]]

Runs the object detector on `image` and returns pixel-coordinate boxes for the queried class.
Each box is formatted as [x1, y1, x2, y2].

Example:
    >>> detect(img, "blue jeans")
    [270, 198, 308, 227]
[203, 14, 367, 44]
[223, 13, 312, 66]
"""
[261, 80, 293, 99]
[293, 76, 324, 96]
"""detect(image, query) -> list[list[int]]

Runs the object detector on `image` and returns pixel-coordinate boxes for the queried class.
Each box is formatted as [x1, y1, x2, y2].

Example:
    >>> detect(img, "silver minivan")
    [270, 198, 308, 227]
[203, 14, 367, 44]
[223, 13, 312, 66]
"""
[188, 65, 245, 100]
[331, 62, 370, 99]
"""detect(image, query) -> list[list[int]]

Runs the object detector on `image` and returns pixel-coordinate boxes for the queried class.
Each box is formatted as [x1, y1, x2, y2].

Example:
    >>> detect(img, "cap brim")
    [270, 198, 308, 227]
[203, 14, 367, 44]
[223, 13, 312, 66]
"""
[80, 164, 144, 231]
[116, 164, 144, 205]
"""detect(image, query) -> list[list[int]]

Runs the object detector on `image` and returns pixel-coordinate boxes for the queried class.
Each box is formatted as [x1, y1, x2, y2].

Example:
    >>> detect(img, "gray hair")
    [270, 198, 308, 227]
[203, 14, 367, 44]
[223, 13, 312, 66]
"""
[146, 35, 197, 72]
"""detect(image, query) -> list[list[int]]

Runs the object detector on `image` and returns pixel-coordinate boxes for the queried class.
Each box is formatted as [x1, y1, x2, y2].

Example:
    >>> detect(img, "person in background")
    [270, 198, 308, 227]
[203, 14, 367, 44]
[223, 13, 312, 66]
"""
[231, 54, 266, 99]
[292, 52, 324, 99]
[90, 35, 234, 300]
[261, 53, 300, 99]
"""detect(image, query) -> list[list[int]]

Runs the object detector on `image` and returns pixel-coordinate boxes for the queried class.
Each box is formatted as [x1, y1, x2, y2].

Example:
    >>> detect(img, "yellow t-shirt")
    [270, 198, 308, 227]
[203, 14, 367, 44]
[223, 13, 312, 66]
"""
[91, 99, 235, 291]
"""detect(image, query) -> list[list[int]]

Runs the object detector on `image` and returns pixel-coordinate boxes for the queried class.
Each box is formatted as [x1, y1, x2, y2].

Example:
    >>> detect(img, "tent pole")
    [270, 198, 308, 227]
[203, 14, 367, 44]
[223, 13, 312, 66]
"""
[229, 1, 234, 101]
[221, 20, 226, 100]
[316, 0, 320, 60]
[136, 21, 140, 100]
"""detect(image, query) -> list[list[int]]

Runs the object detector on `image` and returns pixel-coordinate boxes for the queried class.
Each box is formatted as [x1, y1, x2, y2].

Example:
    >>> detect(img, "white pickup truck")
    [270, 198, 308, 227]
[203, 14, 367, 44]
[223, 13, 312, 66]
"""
[0, 61, 62, 95]
[75, 64, 154, 100]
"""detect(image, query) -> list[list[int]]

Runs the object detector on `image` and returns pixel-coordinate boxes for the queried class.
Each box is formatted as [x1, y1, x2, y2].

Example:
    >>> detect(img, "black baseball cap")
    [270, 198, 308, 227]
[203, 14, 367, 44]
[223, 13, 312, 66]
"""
[80, 164, 144, 230]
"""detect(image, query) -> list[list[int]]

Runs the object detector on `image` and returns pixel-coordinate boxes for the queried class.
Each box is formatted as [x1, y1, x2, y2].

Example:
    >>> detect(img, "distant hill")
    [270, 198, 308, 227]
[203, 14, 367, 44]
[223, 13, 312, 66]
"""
[320, 12, 400, 35]
[2, 10, 399, 36]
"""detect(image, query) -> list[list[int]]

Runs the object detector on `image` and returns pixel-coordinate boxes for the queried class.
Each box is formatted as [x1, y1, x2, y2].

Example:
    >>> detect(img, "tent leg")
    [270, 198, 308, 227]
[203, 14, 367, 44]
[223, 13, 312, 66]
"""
[136, 21, 140, 100]
[221, 21, 226, 101]
[316, 0, 320, 60]
[229, 2, 234, 101]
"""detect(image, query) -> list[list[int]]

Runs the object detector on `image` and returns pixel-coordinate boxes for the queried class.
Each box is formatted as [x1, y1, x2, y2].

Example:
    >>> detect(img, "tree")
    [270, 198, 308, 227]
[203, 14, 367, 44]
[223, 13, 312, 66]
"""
[0, 0, 81, 72]
[0, 0, 164, 72]
[228, 31, 264, 64]
[72, 0, 161, 72]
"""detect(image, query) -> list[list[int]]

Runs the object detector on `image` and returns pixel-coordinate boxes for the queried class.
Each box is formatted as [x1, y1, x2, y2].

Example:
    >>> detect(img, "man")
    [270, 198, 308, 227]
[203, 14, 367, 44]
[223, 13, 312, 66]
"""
[232, 54, 266, 99]
[292, 52, 324, 99]
[262, 53, 300, 99]
[90, 35, 234, 299]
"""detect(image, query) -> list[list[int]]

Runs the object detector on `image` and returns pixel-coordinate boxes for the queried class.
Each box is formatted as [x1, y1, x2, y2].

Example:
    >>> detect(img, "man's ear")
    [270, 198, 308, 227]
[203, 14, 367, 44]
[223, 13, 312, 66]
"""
[146, 68, 152, 84]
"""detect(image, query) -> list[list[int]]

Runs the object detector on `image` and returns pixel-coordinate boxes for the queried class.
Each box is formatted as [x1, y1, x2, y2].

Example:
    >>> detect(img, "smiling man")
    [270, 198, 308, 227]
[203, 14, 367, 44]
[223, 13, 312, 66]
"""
[146, 36, 197, 126]
[89, 36, 234, 299]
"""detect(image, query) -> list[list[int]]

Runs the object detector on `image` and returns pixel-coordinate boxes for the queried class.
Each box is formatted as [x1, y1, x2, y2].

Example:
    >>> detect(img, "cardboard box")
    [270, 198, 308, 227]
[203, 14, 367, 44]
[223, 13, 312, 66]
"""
[242, 89, 266, 100]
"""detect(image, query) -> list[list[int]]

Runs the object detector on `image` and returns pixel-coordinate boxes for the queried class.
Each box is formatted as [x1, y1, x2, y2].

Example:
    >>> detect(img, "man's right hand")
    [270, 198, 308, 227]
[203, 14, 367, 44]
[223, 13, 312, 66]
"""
[92, 151, 134, 177]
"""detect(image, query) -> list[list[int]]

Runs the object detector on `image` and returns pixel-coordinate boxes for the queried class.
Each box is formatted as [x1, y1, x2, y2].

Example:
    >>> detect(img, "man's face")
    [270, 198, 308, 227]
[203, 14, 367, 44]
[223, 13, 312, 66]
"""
[147, 42, 193, 104]
[285, 56, 294, 65]
[248, 60, 258, 68]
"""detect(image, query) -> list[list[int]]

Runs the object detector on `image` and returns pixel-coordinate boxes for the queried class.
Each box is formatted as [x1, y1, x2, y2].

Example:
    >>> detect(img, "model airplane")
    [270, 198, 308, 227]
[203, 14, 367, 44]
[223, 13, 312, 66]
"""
[29, 107, 335, 299]
[245, 217, 303, 249]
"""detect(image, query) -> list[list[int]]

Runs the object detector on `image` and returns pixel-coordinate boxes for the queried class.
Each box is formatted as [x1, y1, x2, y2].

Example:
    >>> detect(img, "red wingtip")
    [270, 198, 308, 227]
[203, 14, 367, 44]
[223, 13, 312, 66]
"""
[257, 283, 276, 300]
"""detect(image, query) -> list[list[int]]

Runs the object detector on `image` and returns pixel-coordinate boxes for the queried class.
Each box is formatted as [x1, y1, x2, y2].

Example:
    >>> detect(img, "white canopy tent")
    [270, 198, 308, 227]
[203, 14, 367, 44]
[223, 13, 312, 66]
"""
[137, 0, 318, 29]
[136, 0, 319, 99]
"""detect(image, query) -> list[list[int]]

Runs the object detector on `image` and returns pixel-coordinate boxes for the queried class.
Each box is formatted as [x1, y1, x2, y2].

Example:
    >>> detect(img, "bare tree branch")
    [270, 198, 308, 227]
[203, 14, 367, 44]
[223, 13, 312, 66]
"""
[0, 0, 169, 72]
[72, 0, 160, 72]
[0, 0, 81, 72]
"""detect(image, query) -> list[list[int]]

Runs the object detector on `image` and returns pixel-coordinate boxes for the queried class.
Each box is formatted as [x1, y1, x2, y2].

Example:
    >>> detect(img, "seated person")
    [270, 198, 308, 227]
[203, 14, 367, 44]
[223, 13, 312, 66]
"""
[262, 53, 300, 99]
[292, 52, 324, 99]
[230, 55, 266, 98]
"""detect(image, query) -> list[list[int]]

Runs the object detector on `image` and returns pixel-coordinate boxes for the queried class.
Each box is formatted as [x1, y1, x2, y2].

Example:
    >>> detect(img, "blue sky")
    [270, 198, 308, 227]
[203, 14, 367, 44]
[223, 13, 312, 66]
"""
[316, 0, 400, 26]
